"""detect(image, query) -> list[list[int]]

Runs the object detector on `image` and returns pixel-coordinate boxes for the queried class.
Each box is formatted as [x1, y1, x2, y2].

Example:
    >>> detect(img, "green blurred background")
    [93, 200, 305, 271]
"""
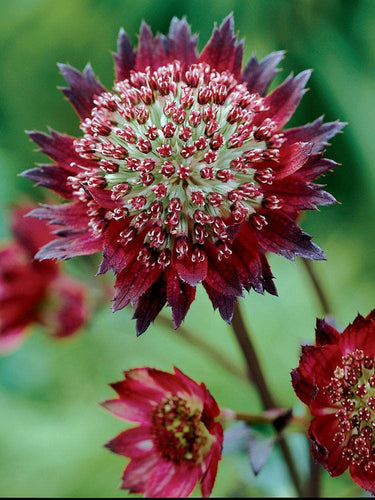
[0, 0, 374, 496]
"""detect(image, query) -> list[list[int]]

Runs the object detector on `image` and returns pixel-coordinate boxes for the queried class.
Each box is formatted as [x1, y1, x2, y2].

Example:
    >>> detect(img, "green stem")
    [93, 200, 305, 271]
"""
[231, 301, 304, 497]
[302, 259, 331, 315]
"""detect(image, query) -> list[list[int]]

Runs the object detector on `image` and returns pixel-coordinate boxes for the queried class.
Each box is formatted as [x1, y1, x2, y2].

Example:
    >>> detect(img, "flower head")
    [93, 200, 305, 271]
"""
[102, 367, 223, 498]
[0, 205, 89, 352]
[24, 15, 344, 334]
[292, 310, 375, 495]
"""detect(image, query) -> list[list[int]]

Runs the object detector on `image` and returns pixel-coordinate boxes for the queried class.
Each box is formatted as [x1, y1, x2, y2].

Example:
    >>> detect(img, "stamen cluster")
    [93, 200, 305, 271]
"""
[152, 395, 212, 465]
[70, 61, 282, 267]
[326, 350, 375, 472]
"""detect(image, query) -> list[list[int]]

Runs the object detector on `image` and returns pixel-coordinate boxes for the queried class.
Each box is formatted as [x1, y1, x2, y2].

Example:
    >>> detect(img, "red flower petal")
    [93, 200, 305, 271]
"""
[202, 282, 235, 323]
[283, 117, 346, 153]
[112, 259, 162, 311]
[315, 318, 340, 346]
[121, 453, 159, 493]
[21, 165, 73, 199]
[256, 70, 312, 129]
[167, 17, 198, 66]
[35, 230, 103, 260]
[98, 220, 141, 275]
[102, 396, 154, 424]
[297, 155, 339, 181]
[338, 312, 375, 355]
[105, 426, 154, 458]
[255, 210, 326, 261]
[200, 429, 222, 497]
[273, 142, 313, 180]
[58, 63, 105, 119]
[349, 463, 375, 496]
[133, 277, 167, 336]
[309, 415, 347, 477]
[166, 268, 196, 329]
[175, 245, 208, 286]
[198, 14, 243, 79]
[242, 50, 285, 96]
[145, 460, 199, 498]
[29, 203, 90, 228]
[113, 28, 136, 81]
[0, 323, 29, 353]
[262, 178, 337, 212]
[135, 22, 168, 71]
[27, 129, 97, 172]
[292, 343, 341, 410]
[172, 367, 205, 401]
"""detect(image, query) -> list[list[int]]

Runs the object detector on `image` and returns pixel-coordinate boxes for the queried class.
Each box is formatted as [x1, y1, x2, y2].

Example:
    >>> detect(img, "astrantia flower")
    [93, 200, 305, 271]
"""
[292, 310, 375, 495]
[24, 15, 344, 334]
[0, 205, 89, 352]
[102, 367, 223, 498]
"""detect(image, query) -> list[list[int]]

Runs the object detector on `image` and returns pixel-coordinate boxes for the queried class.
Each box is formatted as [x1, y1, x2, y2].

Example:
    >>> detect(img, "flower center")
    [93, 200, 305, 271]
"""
[325, 349, 375, 472]
[151, 396, 213, 465]
[69, 61, 285, 267]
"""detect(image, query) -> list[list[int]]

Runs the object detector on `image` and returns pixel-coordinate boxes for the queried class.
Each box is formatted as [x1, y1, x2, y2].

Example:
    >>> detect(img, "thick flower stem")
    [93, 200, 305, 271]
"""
[156, 315, 247, 382]
[302, 258, 333, 497]
[231, 301, 304, 497]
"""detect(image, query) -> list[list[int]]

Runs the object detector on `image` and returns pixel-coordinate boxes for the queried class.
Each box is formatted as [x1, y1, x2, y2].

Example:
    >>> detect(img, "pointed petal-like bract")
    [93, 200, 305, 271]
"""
[256, 211, 326, 261]
[242, 50, 285, 96]
[133, 277, 167, 336]
[199, 14, 242, 79]
[135, 22, 169, 71]
[283, 117, 346, 153]
[113, 28, 136, 81]
[59, 63, 105, 119]
[167, 17, 198, 66]
[21, 165, 73, 198]
[166, 269, 196, 329]
[27, 129, 97, 172]
[256, 70, 312, 129]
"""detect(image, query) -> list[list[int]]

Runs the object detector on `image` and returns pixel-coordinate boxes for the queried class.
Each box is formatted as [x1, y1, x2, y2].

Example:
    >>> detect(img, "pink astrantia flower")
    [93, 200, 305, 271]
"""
[102, 367, 223, 497]
[24, 15, 344, 334]
[292, 310, 375, 495]
[0, 205, 89, 352]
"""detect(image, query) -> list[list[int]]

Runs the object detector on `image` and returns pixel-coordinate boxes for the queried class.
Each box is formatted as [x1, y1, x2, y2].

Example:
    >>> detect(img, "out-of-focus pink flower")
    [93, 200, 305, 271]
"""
[24, 14, 344, 334]
[102, 367, 223, 497]
[292, 310, 375, 495]
[0, 205, 90, 352]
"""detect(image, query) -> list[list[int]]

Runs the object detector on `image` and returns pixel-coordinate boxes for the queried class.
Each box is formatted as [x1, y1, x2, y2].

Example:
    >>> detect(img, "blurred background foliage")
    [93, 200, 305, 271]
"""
[0, 0, 374, 496]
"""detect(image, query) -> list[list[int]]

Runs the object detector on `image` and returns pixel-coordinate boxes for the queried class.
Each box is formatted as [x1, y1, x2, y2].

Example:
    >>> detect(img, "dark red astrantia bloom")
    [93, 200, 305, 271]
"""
[102, 367, 223, 498]
[24, 15, 344, 334]
[0, 205, 89, 352]
[292, 310, 375, 495]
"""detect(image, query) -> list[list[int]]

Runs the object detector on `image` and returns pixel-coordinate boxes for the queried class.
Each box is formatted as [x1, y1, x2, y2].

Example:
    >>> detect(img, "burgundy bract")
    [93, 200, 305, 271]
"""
[292, 310, 375, 495]
[102, 366, 223, 497]
[24, 15, 344, 334]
